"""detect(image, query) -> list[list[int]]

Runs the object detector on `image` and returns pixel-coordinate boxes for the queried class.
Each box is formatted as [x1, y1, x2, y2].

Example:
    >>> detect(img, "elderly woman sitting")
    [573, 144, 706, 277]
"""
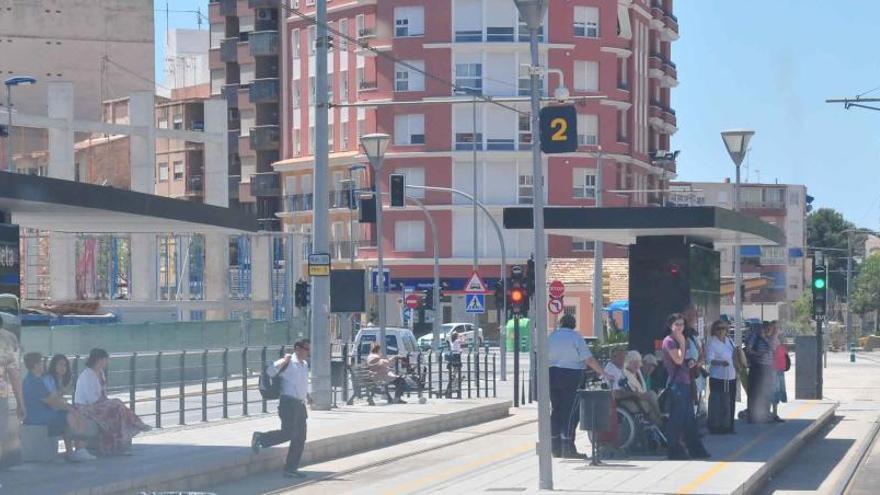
[620, 350, 664, 426]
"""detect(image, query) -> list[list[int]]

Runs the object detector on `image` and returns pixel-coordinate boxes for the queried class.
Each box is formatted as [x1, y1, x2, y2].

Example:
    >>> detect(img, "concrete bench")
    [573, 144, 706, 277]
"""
[20, 424, 59, 462]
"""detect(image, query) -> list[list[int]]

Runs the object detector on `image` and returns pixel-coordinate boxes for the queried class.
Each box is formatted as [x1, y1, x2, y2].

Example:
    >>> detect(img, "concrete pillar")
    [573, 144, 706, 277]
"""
[252, 234, 271, 304]
[129, 91, 156, 193]
[47, 82, 75, 181]
[205, 233, 229, 320]
[204, 98, 229, 208]
[48, 232, 76, 301]
[130, 234, 158, 302]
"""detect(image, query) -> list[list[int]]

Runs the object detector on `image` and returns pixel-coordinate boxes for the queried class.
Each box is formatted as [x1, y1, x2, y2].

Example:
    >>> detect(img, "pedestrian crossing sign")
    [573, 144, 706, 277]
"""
[465, 294, 486, 314]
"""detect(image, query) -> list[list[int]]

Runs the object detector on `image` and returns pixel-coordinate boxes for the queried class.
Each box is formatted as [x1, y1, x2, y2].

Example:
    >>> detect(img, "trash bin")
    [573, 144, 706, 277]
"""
[331, 360, 346, 388]
[578, 389, 612, 431]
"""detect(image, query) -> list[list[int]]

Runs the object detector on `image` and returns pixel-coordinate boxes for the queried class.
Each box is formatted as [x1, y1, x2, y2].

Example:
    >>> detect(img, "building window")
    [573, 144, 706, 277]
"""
[309, 76, 316, 104]
[573, 169, 596, 199]
[341, 121, 349, 150]
[518, 174, 533, 204]
[308, 25, 316, 55]
[394, 220, 425, 252]
[455, 63, 482, 93]
[309, 126, 315, 153]
[395, 61, 425, 92]
[173, 161, 184, 181]
[618, 57, 628, 90]
[292, 29, 300, 59]
[577, 114, 598, 146]
[454, 0, 483, 42]
[172, 113, 183, 130]
[572, 238, 595, 252]
[293, 83, 301, 108]
[617, 109, 628, 142]
[518, 113, 532, 150]
[158, 163, 169, 182]
[340, 70, 349, 103]
[158, 114, 168, 129]
[356, 14, 366, 38]
[574, 60, 599, 92]
[394, 114, 425, 145]
[339, 19, 348, 50]
[574, 6, 599, 38]
[397, 167, 425, 198]
[394, 6, 424, 37]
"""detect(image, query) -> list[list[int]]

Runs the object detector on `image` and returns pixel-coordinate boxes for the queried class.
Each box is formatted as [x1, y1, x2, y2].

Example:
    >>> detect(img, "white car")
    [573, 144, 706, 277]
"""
[354, 326, 420, 359]
[442, 323, 484, 348]
[417, 331, 449, 351]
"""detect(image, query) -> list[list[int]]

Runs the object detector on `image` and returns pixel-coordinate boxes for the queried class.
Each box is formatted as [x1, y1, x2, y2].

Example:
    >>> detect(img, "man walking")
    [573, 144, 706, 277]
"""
[252, 339, 311, 478]
[548, 314, 610, 459]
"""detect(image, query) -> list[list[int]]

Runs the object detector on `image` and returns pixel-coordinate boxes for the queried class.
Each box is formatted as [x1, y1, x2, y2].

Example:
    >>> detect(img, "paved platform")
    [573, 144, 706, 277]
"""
[0, 398, 511, 495]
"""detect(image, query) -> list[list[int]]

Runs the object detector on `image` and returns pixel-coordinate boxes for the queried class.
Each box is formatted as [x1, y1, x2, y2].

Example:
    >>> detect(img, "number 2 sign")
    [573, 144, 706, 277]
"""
[539, 105, 578, 154]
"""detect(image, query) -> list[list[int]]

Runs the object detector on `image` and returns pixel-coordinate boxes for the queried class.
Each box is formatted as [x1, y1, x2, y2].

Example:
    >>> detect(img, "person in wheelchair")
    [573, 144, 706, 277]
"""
[619, 351, 664, 427]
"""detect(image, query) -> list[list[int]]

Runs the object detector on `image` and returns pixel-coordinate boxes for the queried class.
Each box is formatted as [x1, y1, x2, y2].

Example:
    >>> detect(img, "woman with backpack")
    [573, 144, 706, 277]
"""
[706, 320, 737, 434]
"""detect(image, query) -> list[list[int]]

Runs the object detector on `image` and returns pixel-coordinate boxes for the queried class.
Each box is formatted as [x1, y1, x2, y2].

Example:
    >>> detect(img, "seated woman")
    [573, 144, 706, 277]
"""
[620, 350, 664, 426]
[22, 352, 95, 462]
[74, 348, 151, 456]
[365, 343, 407, 404]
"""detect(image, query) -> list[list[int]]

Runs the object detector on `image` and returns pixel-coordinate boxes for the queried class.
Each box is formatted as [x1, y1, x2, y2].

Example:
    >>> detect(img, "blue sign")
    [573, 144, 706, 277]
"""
[465, 294, 486, 314]
[370, 268, 391, 292]
[402, 308, 413, 323]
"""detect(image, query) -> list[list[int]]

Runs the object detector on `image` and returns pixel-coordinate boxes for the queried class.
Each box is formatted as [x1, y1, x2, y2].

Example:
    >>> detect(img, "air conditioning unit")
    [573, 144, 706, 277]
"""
[257, 9, 271, 20]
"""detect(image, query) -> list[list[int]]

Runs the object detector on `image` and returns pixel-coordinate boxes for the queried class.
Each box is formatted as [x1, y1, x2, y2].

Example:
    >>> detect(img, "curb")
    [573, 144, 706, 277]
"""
[86, 400, 511, 494]
[743, 402, 838, 495]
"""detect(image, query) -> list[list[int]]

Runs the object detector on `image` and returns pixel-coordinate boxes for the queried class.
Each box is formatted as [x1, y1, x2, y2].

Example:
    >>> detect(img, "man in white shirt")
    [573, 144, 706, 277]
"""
[251, 339, 311, 478]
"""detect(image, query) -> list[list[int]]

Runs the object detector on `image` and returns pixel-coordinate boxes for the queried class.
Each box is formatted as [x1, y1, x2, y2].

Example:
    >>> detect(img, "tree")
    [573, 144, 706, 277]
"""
[807, 208, 866, 297]
[852, 253, 880, 316]
[789, 291, 814, 334]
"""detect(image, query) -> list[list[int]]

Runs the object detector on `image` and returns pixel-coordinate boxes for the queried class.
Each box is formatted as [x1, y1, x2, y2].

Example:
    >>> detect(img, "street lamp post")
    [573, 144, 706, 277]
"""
[591, 148, 605, 344]
[361, 133, 391, 355]
[514, 0, 552, 489]
[4, 76, 37, 173]
[721, 129, 755, 356]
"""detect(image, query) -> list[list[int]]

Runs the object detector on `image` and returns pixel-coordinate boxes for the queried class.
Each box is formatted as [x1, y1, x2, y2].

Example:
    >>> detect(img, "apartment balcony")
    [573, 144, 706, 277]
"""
[329, 188, 355, 209]
[649, 53, 664, 72]
[663, 60, 677, 81]
[220, 38, 238, 63]
[218, 0, 237, 17]
[249, 125, 280, 151]
[285, 193, 314, 212]
[664, 13, 679, 35]
[358, 80, 378, 91]
[250, 171, 281, 197]
[248, 0, 278, 8]
[227, 130, 240, 155]
[186, 175, 204, 196]
[222, 84, 239, 109]
[649, 101, 663, 120]
[249, 31, 279, 58]
[358, 27, 376, 39]
[228, 175, 241, 200]
[248, 78, 280, 104]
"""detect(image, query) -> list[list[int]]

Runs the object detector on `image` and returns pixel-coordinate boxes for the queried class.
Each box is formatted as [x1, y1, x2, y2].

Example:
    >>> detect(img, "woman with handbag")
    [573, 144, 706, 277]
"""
[706, 320, 737, 434]
[770, 321, 788, 423]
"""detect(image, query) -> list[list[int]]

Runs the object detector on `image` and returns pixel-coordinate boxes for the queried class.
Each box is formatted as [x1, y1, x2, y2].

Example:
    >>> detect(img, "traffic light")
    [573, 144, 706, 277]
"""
[295, 280, 311, 308]
[422, 287, 434, 310]
[812, 263, 827, 318]
[509, 285, 527, 316]
[390, 174, 405, 207]
[359, 196, 376, 223]
[525, 256, 536, 296]
[494, 283, 504, 310]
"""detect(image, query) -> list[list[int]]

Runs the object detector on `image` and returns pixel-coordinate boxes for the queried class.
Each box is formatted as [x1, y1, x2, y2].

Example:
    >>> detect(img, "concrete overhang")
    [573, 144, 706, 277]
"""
[503, 206, 784, 246]
[0, 172, 258, 234]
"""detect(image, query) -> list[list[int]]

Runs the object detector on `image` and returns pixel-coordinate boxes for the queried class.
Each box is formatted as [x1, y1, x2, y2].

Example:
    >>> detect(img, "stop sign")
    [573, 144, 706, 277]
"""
[405, 294, 421, 309]
[548, 280, 565, 299]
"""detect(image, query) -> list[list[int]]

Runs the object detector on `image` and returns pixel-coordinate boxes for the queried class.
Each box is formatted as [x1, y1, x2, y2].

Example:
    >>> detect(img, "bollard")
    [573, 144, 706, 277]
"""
[260, 347, 268, 413]
[438, 352, 444, 398]
[492, 354, 497, 398]
[155, 352, 163, 429]
[521, 369, 526, 402]
[484, 351, 489, 397]
[242, 347, 249, 416]
[466, 352, 472, 399]
[427, 352, 433, 398]
[201, 349, 208, 422]
[129, 353, 137, 413]
[179, 351, 186, 425]
[222, 348, 229, 419]
[342, 344, 349, 404]
[475, 347, 480, 398]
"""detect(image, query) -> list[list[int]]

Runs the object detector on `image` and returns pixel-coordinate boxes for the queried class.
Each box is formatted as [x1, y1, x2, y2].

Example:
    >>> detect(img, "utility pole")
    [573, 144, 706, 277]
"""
[592, 148, 604, 343]
[515, 0, 552, 489]
[310, 0, 332, 411]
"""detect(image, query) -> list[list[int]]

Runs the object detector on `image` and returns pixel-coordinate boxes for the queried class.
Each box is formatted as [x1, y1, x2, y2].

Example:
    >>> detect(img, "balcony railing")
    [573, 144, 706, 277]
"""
[249, 78, 280, 104]
[285, 193, 314, 212]
[358, 80, 378, 91]
[455, 30, 482, 42]
[220, 38, 238, 63]
[248, 0, 278, 8]
[186, 175, 204, 195]
[251, 171, 281, 197]
[249, 31, 279, 57]
[329, 188, 354, 209]
[229, 175, 241, 200]
[358, 27, 376, 39]
[249, 125, 280, 151]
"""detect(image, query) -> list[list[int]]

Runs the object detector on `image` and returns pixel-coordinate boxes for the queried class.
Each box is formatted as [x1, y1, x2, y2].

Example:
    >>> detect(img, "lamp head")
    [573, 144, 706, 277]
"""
[360, 133, 391, 166]
[4, 76, 37, 87]
[720, 129, 755, 166]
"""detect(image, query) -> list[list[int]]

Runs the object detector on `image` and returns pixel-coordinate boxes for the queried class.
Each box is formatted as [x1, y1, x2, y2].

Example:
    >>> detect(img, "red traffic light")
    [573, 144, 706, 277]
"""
[510, 288, 525, 304]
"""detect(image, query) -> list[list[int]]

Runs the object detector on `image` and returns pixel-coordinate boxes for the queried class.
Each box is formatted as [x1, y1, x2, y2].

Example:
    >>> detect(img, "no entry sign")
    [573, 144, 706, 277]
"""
[405, 294, 421, 309]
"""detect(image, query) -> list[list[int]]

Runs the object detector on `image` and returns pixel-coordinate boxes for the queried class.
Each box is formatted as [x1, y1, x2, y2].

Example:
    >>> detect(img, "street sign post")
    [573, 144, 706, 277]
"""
[308, 253, 331, 277]
[548, 280, 565, 300]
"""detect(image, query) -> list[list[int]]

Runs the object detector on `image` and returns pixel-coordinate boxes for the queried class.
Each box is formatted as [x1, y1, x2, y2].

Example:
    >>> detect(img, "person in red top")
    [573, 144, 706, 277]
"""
[770, 321, 788, 422]
[661, 313, 710, 460]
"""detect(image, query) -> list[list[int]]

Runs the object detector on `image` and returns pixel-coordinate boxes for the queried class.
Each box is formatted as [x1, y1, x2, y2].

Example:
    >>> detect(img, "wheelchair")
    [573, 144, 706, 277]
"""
[580, 377, 668, 456]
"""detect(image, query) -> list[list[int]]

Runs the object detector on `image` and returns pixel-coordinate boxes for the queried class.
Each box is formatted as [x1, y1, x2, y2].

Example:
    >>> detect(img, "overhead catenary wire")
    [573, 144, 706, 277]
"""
[103, 55, 174, 93]
[279, 3, 536, 116]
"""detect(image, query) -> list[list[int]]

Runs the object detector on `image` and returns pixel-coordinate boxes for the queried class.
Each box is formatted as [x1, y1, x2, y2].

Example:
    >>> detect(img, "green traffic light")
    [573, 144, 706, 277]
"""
[814, 278, 826, 289]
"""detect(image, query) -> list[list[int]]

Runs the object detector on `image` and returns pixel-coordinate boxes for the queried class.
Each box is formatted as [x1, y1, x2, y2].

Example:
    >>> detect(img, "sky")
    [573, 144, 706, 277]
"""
[156, 1, 880, 232]
[673, 1, 880, 232]
[154, 0, 209, 89]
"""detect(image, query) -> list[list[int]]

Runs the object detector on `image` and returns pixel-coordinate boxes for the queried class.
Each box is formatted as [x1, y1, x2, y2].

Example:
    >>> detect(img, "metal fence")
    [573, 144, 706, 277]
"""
[53, 345, 500, 429]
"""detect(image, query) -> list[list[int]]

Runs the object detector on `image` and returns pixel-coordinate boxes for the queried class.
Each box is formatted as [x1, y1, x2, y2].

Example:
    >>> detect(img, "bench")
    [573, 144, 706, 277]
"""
[346, 365, 390, 406]
[20, 425, 60, 462]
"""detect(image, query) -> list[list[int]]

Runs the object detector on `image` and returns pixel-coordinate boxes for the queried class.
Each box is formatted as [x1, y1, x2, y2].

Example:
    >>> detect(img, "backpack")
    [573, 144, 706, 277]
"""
[784, 352, 791, 372]
[259, 360, 290, 400]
